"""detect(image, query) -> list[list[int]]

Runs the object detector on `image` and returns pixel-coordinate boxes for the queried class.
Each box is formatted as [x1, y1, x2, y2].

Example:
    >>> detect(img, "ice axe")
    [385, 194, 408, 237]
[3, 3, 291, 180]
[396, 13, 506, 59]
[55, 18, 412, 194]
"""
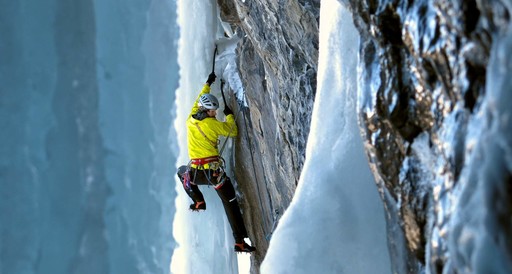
[212, 45, 229, 108]
[211, 45, 218, 74]
[220, 79, 228, 106]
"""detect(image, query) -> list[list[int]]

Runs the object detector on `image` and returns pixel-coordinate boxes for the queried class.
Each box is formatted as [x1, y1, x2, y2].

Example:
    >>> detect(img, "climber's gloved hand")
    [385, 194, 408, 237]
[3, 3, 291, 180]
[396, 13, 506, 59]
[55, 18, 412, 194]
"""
[223, 106, 233, 116]
[206, 73, 217, 85]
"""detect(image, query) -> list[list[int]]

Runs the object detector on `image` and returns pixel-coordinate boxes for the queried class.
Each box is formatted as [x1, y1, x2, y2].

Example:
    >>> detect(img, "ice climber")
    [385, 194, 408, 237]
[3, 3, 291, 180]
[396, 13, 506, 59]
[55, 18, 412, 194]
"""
[177, 72, 256, 253]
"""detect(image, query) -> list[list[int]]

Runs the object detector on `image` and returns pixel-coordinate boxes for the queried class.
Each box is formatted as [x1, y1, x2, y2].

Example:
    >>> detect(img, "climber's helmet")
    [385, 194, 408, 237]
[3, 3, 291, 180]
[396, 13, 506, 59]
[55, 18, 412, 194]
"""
[198, 94, 219, 110]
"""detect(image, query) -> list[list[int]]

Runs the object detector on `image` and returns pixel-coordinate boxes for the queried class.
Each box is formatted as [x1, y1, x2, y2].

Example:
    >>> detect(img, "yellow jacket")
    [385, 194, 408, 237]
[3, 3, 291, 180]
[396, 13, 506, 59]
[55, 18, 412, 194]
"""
[187, 84, 238, 160]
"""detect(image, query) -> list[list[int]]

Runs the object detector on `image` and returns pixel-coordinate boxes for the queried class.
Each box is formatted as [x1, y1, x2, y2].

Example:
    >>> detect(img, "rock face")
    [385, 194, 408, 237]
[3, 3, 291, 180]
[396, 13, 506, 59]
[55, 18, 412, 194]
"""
[217, 0, 320, 268]
[219, 0, 512, 273]
[343, 0, 512, 273]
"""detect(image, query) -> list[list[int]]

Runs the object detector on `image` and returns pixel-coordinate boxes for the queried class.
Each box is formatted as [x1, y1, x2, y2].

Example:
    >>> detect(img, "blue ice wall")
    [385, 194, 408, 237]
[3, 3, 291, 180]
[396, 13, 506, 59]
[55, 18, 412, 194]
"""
[0, 1, 179, 273]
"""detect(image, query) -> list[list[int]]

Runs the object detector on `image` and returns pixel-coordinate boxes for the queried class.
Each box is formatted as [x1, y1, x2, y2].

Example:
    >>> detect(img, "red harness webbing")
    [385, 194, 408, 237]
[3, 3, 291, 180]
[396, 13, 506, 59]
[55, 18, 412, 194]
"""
[190, 156, 219, 166]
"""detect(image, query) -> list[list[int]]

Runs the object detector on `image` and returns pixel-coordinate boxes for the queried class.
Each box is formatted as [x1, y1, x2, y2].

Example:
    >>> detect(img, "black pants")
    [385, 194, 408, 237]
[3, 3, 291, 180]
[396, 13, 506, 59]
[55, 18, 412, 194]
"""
[177, 165, 248, 242]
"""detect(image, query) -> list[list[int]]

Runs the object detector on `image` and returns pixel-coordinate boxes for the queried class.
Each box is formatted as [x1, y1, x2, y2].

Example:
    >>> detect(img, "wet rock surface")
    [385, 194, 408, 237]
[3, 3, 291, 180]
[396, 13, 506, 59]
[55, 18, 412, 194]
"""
[217, 0, 320, 269]
[342, 0, 512, 272]
[218, 0, 512, 273]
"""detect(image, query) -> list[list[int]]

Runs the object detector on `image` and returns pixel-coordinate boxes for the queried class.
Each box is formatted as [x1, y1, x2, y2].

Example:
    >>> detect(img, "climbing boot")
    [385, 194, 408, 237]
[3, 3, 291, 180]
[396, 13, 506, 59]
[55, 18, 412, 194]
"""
[234, 241, 256, 253]
[189, 201, 206, 211]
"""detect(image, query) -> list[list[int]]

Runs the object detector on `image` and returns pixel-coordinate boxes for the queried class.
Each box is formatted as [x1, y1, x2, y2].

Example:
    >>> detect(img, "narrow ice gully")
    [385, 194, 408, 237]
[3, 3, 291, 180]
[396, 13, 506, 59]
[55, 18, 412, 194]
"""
[171, 0, 391, 273]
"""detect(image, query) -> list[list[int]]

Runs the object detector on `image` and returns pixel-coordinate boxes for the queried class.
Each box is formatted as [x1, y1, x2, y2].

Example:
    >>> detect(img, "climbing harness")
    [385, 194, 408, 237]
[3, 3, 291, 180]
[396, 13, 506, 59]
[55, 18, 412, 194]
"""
[190, 156, 221, 166]
[184, 156, 227, 189]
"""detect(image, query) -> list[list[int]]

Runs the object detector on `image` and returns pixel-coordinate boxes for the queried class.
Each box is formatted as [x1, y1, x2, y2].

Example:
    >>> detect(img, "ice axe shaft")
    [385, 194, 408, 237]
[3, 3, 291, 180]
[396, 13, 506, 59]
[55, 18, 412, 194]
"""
[213, 45, 227, 107]
[220, 79, 228, 106]
[211, 45, 218, 73]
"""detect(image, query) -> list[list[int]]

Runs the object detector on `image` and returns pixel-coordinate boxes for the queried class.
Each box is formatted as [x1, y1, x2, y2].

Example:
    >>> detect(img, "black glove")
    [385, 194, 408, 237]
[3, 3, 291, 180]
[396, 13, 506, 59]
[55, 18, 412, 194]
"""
[206, 72, 216, 85]
[223, 105, 233, 116]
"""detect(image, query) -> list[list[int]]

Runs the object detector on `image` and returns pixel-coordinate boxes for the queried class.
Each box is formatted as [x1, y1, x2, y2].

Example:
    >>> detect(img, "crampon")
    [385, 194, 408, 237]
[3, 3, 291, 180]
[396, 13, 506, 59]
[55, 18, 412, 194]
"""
[234, 242, 256, 253]
[189, 201, 206, 211]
